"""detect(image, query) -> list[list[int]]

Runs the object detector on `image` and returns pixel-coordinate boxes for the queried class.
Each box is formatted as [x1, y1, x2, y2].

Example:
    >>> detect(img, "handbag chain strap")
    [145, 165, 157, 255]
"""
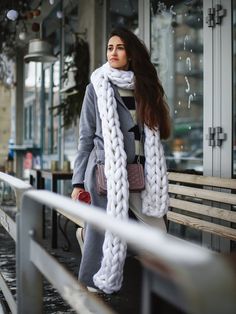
[136, 126, 144, 165]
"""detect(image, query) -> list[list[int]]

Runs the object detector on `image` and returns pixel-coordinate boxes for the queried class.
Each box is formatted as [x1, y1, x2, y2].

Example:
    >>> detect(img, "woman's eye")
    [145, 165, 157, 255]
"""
[107, 47, 113, 51]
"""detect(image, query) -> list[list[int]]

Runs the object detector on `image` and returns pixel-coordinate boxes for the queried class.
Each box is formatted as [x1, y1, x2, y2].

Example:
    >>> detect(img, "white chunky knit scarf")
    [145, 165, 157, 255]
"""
[91, 62, 169, 294]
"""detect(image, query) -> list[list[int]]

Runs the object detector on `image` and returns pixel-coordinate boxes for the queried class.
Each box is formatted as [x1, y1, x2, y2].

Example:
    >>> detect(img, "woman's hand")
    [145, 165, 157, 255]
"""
[71, 187, 85, 200]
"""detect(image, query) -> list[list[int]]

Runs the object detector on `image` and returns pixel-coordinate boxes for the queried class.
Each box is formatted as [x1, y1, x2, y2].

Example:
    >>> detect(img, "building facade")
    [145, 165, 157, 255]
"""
[0, 83, 12, 168]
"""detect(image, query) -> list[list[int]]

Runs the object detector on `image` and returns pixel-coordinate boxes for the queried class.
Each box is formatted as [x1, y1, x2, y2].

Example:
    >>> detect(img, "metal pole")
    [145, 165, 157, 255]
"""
[58, 0, 65, 170]
[40, 63, 45, 168]
[16, 194, 43, 314]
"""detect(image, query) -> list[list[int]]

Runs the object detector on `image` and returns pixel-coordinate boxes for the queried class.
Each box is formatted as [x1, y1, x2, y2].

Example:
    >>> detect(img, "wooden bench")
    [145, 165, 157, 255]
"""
[167, 172, 236, 243]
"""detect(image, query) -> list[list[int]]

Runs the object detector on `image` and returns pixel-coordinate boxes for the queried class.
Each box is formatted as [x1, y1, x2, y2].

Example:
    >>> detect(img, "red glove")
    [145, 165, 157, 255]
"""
[77, 190, 91, 204]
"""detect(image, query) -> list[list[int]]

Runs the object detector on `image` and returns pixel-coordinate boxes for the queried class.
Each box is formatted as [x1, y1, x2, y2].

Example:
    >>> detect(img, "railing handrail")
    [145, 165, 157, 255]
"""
[1, 171, 236, 314]
[0, 172, 31, 190]
[25, 190, 209, 264]
[19, 189, 236, 314]
[0, 171, 32, 208]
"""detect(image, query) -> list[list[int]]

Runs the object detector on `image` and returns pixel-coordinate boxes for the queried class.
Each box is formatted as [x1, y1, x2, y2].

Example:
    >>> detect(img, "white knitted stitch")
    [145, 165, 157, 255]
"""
[141, 126, 169, 217]
[90, 62, 169, 293]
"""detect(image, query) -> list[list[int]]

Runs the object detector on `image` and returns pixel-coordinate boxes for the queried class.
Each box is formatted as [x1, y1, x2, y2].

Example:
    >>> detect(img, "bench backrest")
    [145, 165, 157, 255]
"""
[167, 172, 236, 242]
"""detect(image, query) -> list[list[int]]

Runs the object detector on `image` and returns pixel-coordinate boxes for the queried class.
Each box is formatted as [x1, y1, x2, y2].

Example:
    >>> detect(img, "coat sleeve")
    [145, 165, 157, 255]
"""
[72, 84, 96, 185]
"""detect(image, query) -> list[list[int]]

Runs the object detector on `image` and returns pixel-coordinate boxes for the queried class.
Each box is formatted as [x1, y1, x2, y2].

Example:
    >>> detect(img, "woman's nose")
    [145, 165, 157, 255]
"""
[111, 48, 117, 55]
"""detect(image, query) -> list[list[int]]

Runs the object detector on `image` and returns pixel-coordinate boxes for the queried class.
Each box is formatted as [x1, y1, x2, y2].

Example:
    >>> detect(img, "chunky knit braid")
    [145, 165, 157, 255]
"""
[141, 126, 169, 217]
[91, 63, 133, 293]
[91, 62, 169, 294]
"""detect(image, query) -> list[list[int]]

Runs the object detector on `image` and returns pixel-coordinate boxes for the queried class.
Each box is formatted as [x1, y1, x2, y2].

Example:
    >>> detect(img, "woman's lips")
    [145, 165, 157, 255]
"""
[110, 58, 119, 61]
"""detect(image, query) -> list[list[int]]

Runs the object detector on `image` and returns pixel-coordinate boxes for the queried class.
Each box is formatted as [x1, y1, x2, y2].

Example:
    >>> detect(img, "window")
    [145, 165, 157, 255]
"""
[107, 0, 138, 34]
[24, 62, 41, 145]
[150, 0, 203, 173]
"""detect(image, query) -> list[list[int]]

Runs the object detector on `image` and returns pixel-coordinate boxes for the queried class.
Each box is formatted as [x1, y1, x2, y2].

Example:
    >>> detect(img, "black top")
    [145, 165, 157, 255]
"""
[121, 96, 145, 165]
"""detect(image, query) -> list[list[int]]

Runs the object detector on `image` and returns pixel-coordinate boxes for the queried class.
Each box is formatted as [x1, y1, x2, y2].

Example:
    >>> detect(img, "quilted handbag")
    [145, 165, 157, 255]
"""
[96, 163, 145, 195]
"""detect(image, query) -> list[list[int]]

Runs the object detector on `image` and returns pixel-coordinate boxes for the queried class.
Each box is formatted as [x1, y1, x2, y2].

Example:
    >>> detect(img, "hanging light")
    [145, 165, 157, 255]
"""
[24, 38, 57, 63]
[24, 19, 57, 63]
[6, 9, 19, 21]
[31, 22, 40, 32]
[19, 32, 27, 41]
[6, 76, 13, 85]
[56, 10, 63, 19]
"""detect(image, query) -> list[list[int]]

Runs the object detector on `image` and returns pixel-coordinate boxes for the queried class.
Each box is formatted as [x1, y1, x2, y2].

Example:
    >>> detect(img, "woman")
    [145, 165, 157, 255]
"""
[71, 27, 171, 294]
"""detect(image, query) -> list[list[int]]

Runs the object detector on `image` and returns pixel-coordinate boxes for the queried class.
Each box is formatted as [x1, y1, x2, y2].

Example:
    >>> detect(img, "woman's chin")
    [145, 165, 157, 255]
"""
[109, 63, 129, 71]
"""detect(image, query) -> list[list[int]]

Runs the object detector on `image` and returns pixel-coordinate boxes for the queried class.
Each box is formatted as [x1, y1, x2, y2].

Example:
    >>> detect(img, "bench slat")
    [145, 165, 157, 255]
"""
[167, 211, 236, 241]
[169, 198, 236, 223]
[169, 184, 236, 205]
[168, 172, 236, 190]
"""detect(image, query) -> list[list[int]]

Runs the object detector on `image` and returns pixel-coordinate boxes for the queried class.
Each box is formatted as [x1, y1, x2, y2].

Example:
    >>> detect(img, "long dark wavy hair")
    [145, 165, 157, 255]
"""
[108, 27, 171, 139]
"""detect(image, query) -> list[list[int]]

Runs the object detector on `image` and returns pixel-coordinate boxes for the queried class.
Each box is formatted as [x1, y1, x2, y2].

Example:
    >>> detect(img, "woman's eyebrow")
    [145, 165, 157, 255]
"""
[107, 43, 125, 47]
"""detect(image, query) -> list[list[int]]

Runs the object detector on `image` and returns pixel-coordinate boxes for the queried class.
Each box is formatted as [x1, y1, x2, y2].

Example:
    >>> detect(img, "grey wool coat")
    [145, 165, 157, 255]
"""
[72, 82, 137, 288]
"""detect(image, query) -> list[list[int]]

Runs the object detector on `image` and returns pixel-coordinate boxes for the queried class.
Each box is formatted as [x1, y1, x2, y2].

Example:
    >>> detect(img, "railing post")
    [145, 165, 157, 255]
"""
[16, 193, 43, 314]
[141, 269, 151, 314]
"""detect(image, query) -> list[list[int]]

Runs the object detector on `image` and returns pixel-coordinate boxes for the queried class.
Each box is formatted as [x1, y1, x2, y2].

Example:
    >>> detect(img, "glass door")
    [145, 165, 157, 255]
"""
[146, 0, 234, 251]
[150, 0, 204, 173]
[149, 1, 204, 245]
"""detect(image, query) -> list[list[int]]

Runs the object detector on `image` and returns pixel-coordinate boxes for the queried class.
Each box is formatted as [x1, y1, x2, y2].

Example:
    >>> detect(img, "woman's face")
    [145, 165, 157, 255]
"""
[107, 36, 129, 70]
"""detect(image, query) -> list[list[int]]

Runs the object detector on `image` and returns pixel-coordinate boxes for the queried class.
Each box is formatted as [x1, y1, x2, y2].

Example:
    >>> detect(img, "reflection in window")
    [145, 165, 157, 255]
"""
[107, 0, 138, 34]
[43, 63, 59, 156]
[52, 61, 60, 154]
[53, 60, 60, 92]
[44, 67, 50, 154]
[151, 0, 203, 173]
[24, 62, 41, 145]
[25, 62, 41, 88]
[24, 102, 33, 141]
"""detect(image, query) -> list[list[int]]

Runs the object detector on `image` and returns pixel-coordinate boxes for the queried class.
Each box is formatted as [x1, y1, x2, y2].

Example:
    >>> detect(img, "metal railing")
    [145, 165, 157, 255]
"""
[0, 172, 31, 314]
[1, 172, 236, 314]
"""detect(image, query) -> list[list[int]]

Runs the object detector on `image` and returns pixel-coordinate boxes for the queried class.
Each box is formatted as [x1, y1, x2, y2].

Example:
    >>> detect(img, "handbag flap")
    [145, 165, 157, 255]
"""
[96, 163, 145, 194]
[127, 163, 145, 191]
